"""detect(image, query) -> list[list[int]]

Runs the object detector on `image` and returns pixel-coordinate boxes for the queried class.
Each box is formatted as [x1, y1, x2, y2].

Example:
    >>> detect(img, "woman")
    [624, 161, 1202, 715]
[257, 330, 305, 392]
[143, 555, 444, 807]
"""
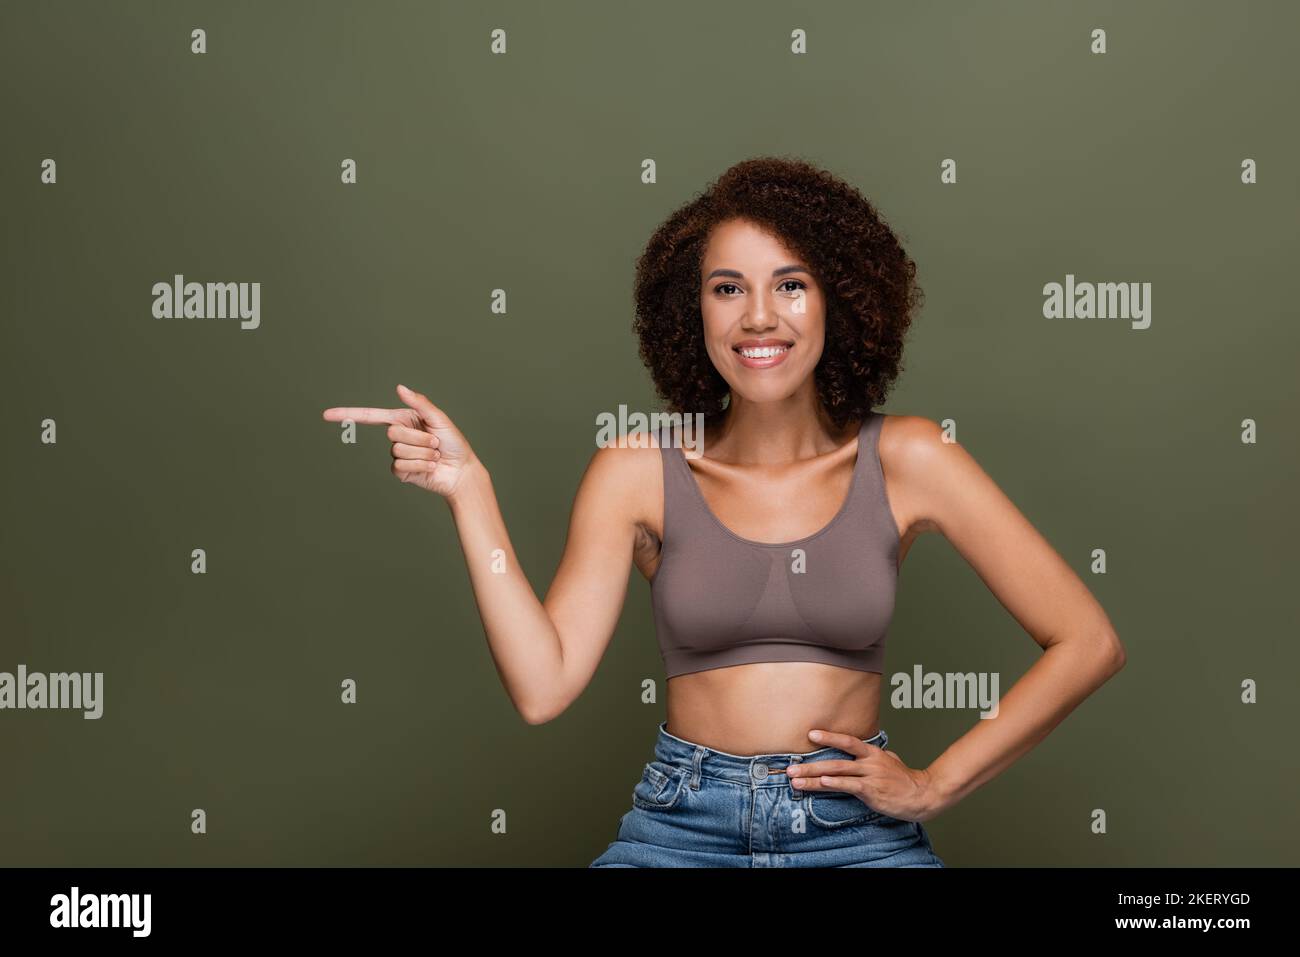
[323, 157, 1126, 867]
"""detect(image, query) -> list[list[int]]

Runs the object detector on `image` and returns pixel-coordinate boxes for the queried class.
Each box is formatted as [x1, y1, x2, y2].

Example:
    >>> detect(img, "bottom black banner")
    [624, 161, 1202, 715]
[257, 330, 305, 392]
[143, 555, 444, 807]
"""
[0, 866, 1284, 942]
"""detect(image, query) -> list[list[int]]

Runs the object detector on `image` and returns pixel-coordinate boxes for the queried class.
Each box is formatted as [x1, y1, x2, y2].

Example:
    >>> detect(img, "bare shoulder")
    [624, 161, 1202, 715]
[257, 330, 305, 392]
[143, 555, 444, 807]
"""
[579, 433, 664, 530]
[876, 413, 972, 536]
[877, 413, 953, 469]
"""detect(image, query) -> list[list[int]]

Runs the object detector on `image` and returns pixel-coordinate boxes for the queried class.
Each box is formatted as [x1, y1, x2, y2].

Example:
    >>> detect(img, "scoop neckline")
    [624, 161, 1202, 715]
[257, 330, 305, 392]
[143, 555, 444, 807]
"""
[673, 414, 872, 549]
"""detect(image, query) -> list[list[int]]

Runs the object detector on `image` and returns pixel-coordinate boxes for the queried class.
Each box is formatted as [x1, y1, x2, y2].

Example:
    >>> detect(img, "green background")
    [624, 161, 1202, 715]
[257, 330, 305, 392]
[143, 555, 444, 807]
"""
[1, 0, 1296, 866]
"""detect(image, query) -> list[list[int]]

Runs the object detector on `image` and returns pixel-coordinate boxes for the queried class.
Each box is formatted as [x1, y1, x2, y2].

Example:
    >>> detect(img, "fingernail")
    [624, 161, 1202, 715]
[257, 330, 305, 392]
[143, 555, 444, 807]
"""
[809, 730, 822, 739]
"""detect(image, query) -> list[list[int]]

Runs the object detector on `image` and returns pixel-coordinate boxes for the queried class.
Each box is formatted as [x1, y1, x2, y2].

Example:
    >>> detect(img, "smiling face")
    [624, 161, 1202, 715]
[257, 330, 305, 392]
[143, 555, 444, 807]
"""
[699, 217, 826, 409]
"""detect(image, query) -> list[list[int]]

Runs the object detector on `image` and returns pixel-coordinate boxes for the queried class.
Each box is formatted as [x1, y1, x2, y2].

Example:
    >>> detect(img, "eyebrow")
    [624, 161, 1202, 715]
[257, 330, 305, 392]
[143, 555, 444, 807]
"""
[704, 265, 809, 281]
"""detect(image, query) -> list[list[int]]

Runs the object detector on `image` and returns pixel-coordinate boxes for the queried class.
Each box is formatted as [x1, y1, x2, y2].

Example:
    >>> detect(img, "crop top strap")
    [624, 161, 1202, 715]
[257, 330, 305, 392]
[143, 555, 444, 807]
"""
[655, 424, 696, 537]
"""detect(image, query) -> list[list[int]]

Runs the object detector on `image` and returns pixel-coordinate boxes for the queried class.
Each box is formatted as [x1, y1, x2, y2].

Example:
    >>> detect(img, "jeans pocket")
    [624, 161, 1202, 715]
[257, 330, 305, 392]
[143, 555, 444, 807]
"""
[805, 789, 881, 828]
[631, 761, 685, 811]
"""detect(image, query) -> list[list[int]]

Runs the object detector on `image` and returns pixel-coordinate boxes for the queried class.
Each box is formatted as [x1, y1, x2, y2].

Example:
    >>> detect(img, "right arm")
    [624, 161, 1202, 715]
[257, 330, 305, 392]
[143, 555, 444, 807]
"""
[323, 384, 657, 724]
[447, 446, 652, 723]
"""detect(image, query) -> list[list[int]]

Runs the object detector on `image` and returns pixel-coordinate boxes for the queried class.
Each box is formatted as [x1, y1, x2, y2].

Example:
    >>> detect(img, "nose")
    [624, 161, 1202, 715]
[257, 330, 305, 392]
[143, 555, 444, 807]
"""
[740, 289, 780, 332]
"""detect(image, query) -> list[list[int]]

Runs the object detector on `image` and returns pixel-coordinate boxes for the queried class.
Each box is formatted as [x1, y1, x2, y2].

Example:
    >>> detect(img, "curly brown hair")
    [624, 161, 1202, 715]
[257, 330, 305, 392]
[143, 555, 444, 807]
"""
[633, 156, 923, 429]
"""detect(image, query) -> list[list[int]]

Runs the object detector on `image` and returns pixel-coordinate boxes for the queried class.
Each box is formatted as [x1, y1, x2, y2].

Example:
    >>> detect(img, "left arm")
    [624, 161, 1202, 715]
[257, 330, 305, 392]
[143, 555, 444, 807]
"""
[790, 415, 1126, 820]
[900, 415, 1126, 813]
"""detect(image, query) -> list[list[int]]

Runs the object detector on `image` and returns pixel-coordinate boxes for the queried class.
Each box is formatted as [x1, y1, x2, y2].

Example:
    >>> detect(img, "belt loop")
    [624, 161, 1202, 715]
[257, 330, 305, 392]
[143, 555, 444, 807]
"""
[878, 729, 889, 750]
[689, 747, 704, 790]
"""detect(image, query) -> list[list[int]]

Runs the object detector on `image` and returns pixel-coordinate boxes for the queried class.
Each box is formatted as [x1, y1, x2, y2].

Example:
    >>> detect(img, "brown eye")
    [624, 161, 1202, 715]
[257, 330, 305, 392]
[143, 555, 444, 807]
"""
[715, 283, 741, 296]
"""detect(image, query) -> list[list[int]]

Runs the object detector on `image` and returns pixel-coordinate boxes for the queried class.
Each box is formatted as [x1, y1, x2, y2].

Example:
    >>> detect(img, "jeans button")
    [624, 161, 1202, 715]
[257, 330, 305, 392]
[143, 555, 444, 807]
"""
[752, 762, 769, 780]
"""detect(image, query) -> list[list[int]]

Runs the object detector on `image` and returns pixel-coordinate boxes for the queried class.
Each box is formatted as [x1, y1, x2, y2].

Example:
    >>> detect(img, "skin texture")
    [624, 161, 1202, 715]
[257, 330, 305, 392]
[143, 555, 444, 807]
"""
[322, 217, 1126, 825]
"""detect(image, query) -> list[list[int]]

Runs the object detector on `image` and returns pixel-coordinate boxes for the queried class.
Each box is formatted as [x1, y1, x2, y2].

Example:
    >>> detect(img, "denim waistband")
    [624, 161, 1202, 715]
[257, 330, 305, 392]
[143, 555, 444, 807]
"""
[653, 720, 889, 789]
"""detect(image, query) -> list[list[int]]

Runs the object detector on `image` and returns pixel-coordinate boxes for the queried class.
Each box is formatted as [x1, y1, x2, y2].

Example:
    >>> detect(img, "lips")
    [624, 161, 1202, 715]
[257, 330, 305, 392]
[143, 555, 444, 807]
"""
[733, 338, 794, 369]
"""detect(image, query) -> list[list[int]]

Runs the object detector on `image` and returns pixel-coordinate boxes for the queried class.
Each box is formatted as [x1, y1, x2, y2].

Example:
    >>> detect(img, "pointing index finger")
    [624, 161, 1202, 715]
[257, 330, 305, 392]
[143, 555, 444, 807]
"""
[322, 406, 406, 425]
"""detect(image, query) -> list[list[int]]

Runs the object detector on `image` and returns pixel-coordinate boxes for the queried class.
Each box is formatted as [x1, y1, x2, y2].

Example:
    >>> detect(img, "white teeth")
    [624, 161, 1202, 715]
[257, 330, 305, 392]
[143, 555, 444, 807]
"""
[738, 345, 789, 359]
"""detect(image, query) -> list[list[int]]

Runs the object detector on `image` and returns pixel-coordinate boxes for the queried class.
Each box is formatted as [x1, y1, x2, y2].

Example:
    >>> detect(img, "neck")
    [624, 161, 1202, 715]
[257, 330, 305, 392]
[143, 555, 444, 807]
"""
[711, 387, 848, 465]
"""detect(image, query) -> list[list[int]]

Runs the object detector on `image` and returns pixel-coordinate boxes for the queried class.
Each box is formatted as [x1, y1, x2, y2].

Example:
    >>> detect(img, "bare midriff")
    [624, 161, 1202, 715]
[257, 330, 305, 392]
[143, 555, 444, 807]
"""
[665, 660, 882, 757]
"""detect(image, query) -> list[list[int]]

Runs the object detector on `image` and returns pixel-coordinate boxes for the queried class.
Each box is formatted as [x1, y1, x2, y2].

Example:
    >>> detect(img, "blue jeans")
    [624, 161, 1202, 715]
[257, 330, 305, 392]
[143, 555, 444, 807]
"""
[590, 720, 945, 867]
